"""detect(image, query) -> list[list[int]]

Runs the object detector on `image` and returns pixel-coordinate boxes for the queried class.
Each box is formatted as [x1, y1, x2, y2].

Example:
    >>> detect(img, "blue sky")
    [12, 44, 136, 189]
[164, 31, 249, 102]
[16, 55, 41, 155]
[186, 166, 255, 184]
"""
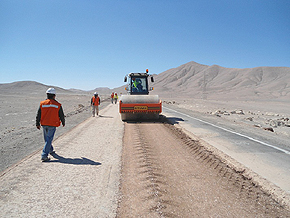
[1, 0, 289, 90]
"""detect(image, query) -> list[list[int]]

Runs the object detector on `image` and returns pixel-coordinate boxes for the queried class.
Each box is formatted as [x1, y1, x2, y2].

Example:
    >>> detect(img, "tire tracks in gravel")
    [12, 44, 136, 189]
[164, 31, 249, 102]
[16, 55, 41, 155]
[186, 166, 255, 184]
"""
[117, 119, 290, 217]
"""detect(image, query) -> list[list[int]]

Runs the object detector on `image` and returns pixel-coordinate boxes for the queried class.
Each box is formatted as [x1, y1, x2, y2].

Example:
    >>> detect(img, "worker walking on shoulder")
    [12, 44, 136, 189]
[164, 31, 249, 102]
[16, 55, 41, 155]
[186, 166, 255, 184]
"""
[111, 92, 114, 104]
[91, 92, 100, 117]
[36, 88, 65, 162]
[113, 92, 118, 104]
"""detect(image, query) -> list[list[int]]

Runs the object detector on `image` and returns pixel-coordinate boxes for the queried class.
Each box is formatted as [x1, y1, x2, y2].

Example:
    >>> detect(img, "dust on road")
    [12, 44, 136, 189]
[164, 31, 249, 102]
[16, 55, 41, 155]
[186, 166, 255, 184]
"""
[117, 120, 290, 217]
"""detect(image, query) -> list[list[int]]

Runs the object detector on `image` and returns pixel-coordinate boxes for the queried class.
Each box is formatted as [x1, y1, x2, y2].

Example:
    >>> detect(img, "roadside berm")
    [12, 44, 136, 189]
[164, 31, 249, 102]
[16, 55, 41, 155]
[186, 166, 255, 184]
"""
[1, 104, 290, 217]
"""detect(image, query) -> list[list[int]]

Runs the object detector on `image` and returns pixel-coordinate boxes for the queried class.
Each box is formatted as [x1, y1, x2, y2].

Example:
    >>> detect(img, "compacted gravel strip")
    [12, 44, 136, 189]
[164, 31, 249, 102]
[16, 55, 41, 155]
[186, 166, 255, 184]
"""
[0, 104, 123, 217]
[117, 121, 290, 217]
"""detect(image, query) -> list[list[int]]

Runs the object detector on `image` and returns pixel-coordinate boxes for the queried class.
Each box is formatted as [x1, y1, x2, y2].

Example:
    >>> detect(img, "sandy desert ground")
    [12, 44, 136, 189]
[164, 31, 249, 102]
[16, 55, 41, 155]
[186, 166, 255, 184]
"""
[1, 91, 290, 216]
[1, 84, 289, 175]
[161, 97, 290, 146]
[1, 69, 290, 216]
[2, 62, 289, 172]
[1, 86, 290, 216]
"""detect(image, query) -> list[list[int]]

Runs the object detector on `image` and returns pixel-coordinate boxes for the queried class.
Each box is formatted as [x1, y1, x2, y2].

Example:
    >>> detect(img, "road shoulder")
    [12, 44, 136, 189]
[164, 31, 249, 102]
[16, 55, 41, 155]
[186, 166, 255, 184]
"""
[0, 103, 123, 217]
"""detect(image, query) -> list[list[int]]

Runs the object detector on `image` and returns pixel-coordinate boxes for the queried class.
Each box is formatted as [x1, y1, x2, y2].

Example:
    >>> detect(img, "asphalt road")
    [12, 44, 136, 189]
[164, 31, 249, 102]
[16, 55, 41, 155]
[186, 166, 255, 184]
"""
[162, 105, 290, 194]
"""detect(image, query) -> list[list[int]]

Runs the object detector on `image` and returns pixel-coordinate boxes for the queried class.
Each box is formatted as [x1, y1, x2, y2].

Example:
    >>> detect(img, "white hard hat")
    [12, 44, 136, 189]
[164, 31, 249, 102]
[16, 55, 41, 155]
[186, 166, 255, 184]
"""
[94, 92, 98, 95]
[46, 88, 56, 95]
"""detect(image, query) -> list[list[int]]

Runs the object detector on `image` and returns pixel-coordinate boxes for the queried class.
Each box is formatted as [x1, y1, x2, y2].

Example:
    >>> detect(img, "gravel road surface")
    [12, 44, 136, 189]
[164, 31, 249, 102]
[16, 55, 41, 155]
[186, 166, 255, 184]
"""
[1, 103, 290, 217]
[162, 105, 290, 194]
[117, 120, 290, 217]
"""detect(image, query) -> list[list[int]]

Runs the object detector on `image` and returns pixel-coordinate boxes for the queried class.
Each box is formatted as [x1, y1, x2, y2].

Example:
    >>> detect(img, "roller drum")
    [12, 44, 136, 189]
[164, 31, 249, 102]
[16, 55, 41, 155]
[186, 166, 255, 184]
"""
[120, 95, 160, 104]
[119, 94, 162, 121]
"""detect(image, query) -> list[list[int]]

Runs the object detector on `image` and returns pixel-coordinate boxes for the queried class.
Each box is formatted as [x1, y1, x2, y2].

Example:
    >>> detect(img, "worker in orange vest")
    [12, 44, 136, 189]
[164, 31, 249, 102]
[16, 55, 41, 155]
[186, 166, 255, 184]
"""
[36, 88, 65, 162]
[111, 92, 114, 104]
[91, 92, 100, 117]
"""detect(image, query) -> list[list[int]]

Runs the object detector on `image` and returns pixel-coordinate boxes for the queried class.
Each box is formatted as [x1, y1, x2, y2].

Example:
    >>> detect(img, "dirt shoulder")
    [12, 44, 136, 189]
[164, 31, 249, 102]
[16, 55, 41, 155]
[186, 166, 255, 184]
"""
[117, 120, 290, 217]
[0, 103, 123, 217]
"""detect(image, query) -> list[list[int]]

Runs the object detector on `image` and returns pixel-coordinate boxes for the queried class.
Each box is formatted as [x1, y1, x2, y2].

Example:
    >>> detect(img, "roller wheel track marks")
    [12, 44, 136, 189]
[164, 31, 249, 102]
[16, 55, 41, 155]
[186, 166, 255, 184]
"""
[117, 121, 290, 217]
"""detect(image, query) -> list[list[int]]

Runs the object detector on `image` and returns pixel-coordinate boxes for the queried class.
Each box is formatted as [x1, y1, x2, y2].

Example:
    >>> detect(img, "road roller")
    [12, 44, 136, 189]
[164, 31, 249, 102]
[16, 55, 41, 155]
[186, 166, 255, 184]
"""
[119, 69, 162, 121]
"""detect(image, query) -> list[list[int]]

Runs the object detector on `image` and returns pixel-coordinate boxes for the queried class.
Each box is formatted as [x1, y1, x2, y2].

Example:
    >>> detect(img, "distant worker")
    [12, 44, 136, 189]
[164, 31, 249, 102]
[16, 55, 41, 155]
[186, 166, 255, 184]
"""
[91, 92, 100, 117]
[113, 92, 118, 104]
[111, 92, 114, 104]
[36, 88, 65, 162]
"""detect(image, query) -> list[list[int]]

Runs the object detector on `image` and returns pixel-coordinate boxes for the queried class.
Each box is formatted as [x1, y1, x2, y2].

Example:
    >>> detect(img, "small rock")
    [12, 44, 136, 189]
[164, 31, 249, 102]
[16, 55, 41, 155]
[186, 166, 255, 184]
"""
[269, 120, 278, 127]
[263, 127, 274, 132]
[246, 117, 254, 121]
[236, 110, 245, 115]
[231, 110, 244, 115]
[78, 104, 84, 108]
[214, 110, 221, 115]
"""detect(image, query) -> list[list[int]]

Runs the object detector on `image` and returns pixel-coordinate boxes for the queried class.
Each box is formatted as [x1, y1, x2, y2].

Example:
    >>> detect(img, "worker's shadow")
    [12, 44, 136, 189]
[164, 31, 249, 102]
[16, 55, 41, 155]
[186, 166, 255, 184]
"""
[49, 153, 101, 166]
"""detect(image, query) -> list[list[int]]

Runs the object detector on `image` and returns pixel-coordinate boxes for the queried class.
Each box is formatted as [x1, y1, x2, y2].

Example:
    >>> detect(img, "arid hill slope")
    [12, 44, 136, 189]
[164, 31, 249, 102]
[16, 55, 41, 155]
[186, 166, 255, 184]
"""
[1, 61, 290, 101]
[0, 81, 72, 95]
[153, 61, 290, 100]
[0, 81, 113, 96]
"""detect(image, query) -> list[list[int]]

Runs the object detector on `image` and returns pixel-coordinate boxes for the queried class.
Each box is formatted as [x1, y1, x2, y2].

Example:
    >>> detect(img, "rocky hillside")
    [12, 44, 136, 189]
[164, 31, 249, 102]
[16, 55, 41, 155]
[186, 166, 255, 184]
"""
[153, 61, 290, 100]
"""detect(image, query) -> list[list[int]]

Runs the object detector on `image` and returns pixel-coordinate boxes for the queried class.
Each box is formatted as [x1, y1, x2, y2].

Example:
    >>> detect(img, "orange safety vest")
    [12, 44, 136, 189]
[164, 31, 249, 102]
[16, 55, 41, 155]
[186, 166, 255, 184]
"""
[111, 93, 114, 98]
[40, 99, 61, 127]
[92, 96, 100, 106]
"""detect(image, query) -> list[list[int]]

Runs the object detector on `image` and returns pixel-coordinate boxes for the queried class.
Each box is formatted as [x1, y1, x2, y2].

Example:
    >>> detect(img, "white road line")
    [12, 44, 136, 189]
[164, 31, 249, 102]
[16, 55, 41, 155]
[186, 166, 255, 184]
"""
[164, 106, 290, 155]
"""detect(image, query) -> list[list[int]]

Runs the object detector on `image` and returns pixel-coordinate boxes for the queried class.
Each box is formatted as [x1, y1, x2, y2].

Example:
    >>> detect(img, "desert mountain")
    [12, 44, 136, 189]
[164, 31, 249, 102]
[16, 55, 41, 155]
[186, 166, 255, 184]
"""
[1, 62, 289, 101]
[0, 81, 73, 95]
[153, 61, 290, 100]
[92, 87, 114, 95]
[0, 80, 124, 97]
[69, 87, 114, 95]
[0, 80, 125, 97]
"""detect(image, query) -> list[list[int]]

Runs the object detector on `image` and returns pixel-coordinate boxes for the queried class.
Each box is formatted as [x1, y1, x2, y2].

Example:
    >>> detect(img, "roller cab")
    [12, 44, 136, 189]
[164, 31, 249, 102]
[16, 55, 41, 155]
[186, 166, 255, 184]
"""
[119, 70, 162, 121]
